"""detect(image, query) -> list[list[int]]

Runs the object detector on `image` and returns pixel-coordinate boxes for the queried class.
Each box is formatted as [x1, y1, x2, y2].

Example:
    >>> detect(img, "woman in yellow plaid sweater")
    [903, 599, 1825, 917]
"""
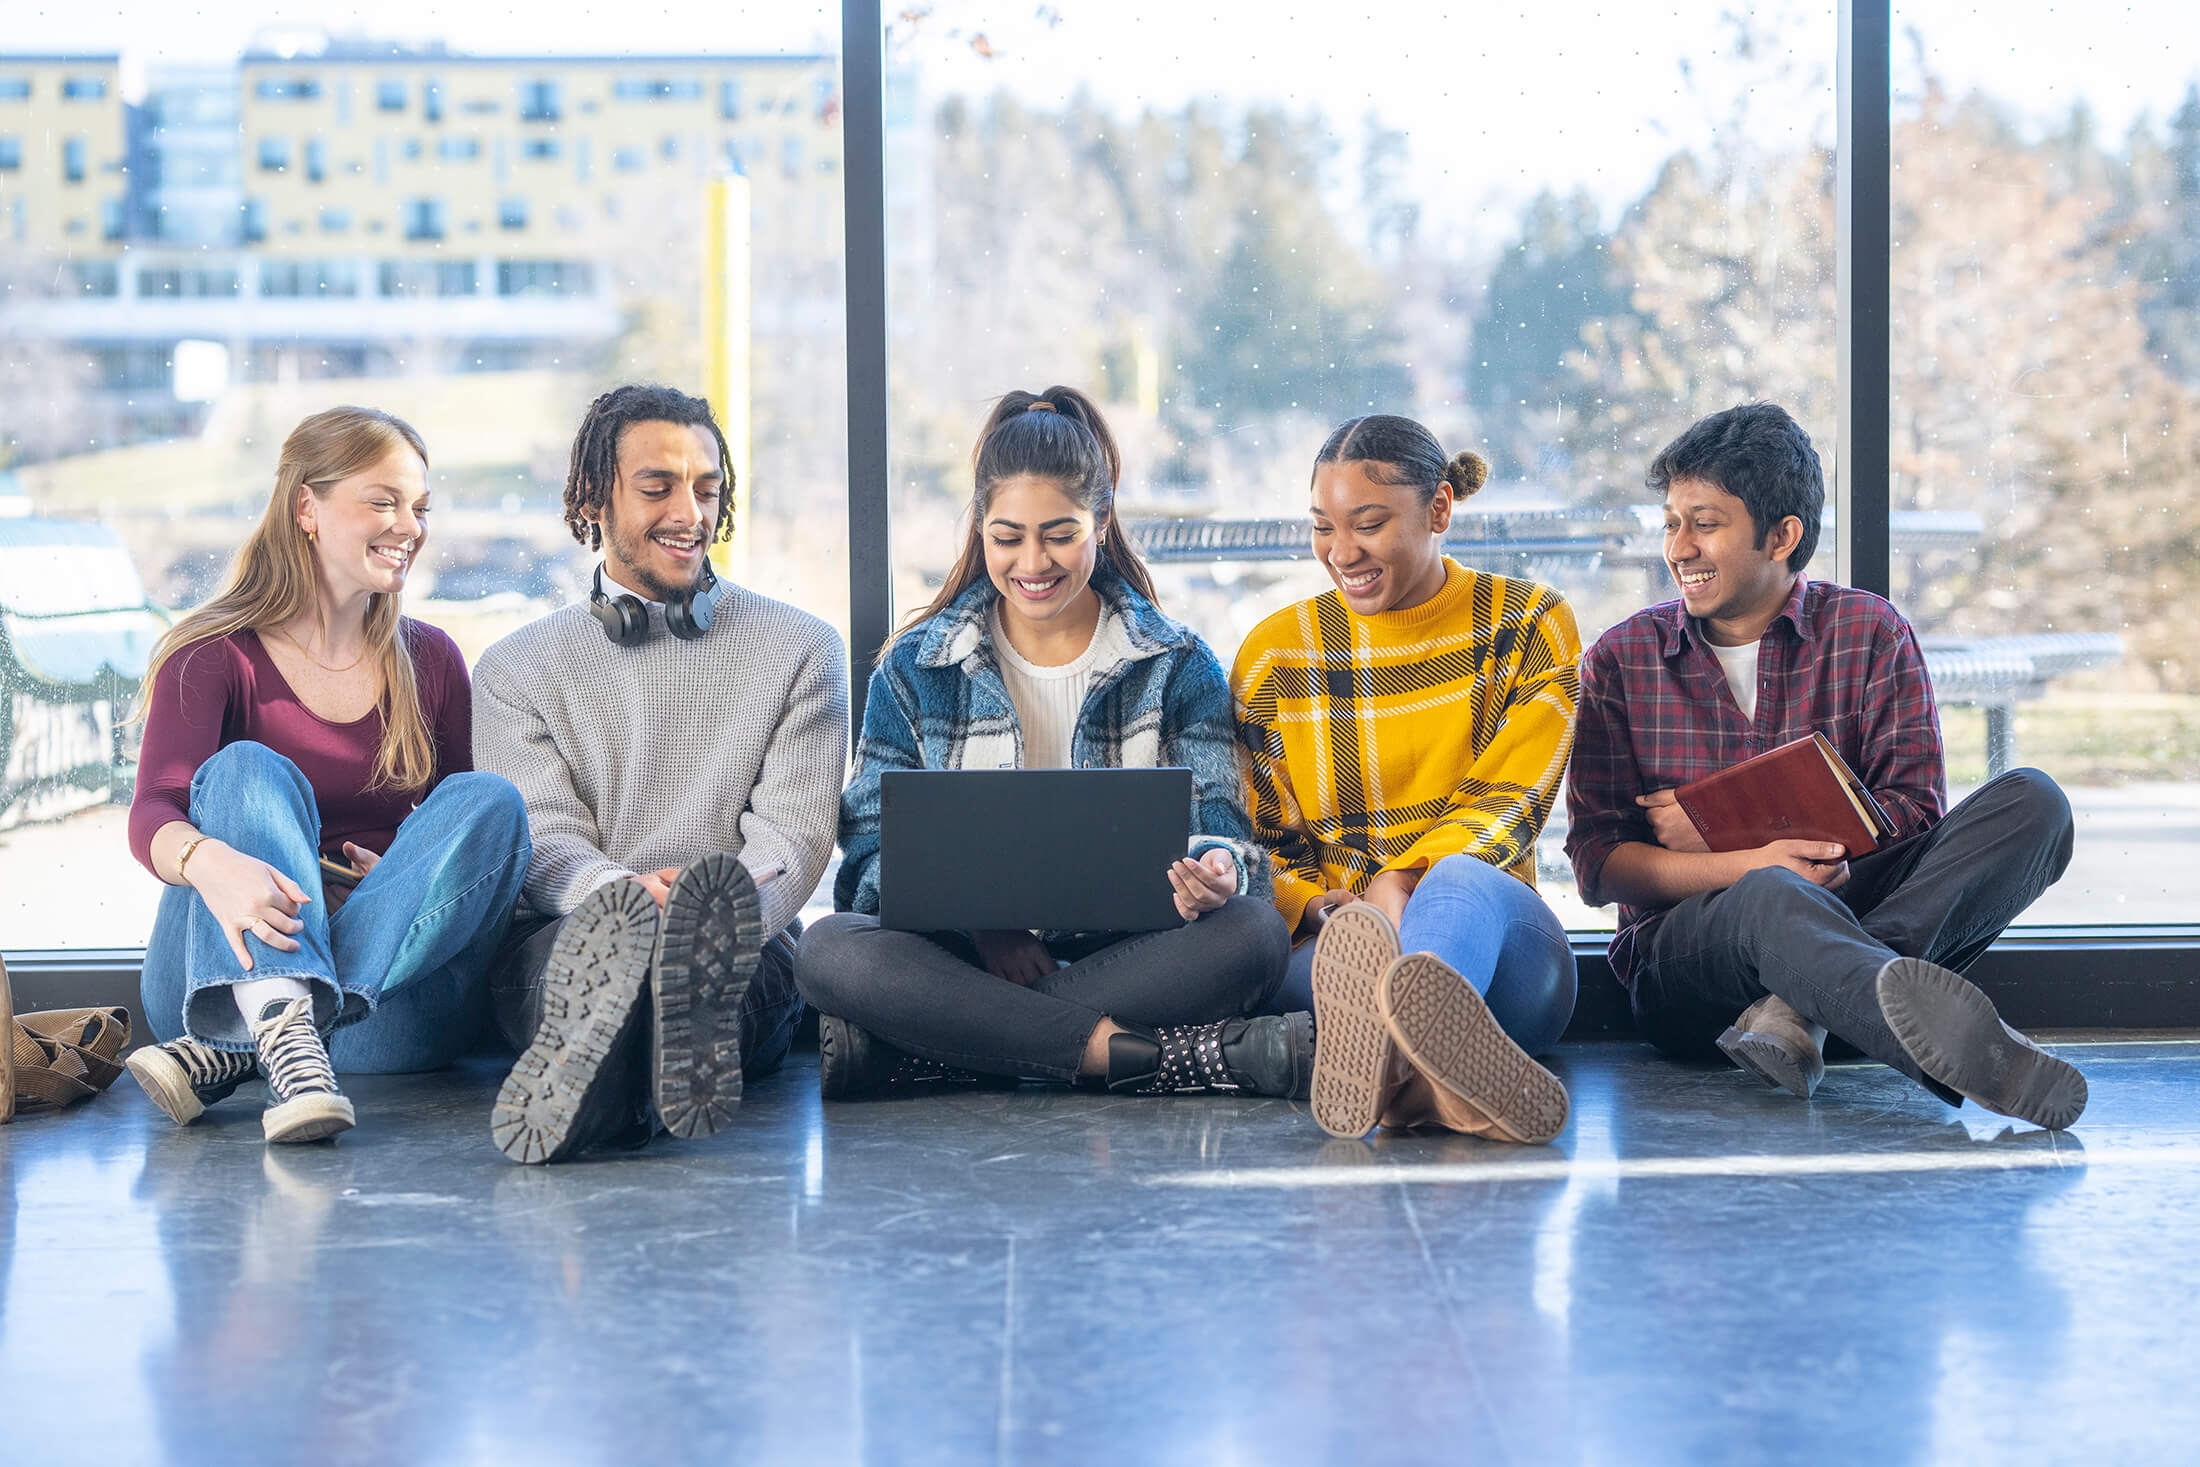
[1232, 415, 1582, 1144]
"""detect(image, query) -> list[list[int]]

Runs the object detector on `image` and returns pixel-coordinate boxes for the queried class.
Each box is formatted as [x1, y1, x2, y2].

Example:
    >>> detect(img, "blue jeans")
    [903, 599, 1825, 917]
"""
[141, 741, 532, 1073]
[1269, 854, 1577, 1055]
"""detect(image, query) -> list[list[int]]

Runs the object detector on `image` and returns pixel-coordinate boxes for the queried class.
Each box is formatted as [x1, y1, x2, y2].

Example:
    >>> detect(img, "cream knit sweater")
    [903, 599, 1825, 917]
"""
[471, 584, 849, 938]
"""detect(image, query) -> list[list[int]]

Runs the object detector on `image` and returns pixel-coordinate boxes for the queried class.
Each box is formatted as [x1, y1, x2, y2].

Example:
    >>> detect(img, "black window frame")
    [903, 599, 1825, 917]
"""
[5, 2, 2190, 1017]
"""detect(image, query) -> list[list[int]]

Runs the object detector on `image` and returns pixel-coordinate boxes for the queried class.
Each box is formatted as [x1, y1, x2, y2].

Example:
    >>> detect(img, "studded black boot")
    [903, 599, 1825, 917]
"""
[1104, 1014, 1315, 1099]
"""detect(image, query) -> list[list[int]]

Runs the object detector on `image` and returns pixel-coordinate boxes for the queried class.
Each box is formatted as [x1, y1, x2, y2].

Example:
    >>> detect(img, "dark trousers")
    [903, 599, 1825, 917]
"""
[793, 896, 1292, 1083]
[1631, 768, 2075, 1097]
[486, 911, 807, 1082]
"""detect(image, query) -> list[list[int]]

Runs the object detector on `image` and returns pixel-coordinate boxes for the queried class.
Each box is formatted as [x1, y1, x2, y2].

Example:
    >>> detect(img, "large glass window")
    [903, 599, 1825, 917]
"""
[1890, 1, 2199, 924]
[0, 12, 847, 953]
[881, 2, 1836, 931]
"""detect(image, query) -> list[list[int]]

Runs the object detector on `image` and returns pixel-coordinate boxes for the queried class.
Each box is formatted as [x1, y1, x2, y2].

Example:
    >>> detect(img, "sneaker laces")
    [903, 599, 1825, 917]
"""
[167, 1035, 257, 1094]
[251, 998, 341, 1102]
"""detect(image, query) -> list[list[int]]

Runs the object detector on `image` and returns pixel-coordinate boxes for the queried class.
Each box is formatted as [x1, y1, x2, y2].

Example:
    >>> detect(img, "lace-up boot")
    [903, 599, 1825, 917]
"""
[818, 1013, 990, 1099]
[126, 1034, 259, 1126]
[1104, 1014, 1316, 1098]
[248, 996, 355, 1143]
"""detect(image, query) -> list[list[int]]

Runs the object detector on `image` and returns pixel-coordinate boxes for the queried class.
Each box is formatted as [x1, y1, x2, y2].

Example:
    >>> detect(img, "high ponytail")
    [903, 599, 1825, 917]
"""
[897, 385, 1158, 639]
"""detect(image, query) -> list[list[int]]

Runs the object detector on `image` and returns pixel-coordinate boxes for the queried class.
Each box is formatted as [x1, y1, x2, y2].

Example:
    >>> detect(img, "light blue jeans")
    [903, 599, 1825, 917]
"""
[141, 741, 531, 1073]
[1270, 854, 1577, 1056]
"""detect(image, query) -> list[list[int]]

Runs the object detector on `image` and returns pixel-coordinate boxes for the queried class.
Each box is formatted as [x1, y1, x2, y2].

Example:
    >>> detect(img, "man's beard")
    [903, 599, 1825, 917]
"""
[603, 508, 707, 604]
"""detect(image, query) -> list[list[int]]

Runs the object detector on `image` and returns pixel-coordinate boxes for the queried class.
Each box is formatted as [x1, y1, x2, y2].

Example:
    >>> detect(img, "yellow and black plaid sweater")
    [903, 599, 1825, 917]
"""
[1230, 560, 1582, 935]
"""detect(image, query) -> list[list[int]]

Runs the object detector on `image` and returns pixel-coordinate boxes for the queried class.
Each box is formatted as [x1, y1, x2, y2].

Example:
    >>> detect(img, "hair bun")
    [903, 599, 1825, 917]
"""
[1444, 450, 1490, 497]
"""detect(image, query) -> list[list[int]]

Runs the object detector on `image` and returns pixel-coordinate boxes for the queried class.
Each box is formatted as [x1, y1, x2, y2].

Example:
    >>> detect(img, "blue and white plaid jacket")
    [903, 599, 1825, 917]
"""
[835, 566, 1269, 918]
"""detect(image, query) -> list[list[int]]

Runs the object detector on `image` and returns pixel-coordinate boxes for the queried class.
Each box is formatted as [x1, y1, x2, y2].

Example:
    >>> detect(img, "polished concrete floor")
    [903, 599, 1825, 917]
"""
[4, 1035, 2198, 1466]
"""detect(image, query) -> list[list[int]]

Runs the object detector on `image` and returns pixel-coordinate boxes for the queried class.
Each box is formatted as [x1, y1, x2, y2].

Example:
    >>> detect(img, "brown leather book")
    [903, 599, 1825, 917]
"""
[1674, 732, 1893, 856]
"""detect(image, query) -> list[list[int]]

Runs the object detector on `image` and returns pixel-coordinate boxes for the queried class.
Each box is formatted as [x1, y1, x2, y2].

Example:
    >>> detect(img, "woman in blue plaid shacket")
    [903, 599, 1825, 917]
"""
[795, 386, 1308, 1100]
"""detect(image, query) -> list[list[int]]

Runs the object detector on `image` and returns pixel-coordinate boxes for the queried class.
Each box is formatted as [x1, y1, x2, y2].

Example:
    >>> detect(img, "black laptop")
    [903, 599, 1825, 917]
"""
[878, 768, 1192, 932]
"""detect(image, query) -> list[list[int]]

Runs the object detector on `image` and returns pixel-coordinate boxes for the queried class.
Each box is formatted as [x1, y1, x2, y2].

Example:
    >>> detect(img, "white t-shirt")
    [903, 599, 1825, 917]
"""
[1708, 637, 1762, 722]
[991, 604, 1100, 769]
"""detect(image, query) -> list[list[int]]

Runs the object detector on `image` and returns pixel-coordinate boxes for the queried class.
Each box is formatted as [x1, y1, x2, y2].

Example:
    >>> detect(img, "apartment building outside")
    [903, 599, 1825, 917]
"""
[0, 44, 843, 456]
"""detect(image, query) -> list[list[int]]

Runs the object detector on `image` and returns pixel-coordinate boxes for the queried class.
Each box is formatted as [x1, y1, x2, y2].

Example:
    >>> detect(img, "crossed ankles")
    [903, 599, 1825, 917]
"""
[816, 1012, 1315, 1101]
[1306, 904, 1570, 1145]
[493, 854, 763, 1164]
[127, 994, 353, 1144]
[1708, 961, 2086, 1130]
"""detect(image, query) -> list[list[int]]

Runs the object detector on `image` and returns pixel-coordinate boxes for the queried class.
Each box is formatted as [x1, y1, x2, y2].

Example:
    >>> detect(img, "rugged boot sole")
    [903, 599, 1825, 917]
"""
[263, 1091, 356, 1144]
[652, 854, 762, 1139]
[1380, 953, 1571, 1145]
[1308, 904, 1402, 1139]
[1716, 1025, 1823, 1099]
[492, 880, 659, 1164]
[818, 1013, 886, 1101]
[1876, 957, 2088, 1130]
[127, 1045, 216, 1126]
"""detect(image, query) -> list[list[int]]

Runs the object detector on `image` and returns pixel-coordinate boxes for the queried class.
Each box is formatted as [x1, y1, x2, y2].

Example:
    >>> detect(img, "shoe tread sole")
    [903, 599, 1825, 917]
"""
[1876, 957, 2087, 1130]
[652, 854, 762, 1139]
[126, 1045, 209, 1126]
[1381, 953, 1570, 1145]
[492, 881, 659, 1164]
[1308, 905, 1401, 1139]
[1717, 1025, 1821, 1099]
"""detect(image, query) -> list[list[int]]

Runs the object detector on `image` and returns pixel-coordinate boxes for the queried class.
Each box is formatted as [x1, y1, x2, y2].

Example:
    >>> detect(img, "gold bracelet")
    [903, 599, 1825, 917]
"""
[174, 835, 209, 883]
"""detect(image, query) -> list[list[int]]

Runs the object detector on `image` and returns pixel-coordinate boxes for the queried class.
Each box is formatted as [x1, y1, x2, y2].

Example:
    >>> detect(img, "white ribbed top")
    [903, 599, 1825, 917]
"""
[991, 603, 1100, 769]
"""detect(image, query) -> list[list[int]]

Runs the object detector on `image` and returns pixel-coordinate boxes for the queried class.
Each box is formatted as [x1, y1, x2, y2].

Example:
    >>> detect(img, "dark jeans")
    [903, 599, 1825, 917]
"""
[486, 910, 806, 1083]
[793, 896, 1292, 1083]
[1630, 768, 2075, 1098]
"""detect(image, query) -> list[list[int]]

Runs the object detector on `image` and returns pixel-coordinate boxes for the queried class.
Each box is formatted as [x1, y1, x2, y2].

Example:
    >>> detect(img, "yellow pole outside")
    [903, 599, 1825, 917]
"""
[703, 173, 754, 584]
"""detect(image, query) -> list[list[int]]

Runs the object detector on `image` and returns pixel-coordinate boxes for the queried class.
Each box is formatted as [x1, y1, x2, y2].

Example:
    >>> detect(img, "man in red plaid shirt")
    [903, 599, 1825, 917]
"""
[1564, 403, 2088, 1130]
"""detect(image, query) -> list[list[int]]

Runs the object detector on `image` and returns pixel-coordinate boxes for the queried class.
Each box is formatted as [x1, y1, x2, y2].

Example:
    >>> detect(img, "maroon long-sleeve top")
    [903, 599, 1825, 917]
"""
[128, 622, 474, 878]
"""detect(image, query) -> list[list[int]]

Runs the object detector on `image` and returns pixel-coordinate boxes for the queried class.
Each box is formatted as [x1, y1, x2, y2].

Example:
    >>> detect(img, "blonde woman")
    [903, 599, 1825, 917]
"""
[124, 406, 529, 1143]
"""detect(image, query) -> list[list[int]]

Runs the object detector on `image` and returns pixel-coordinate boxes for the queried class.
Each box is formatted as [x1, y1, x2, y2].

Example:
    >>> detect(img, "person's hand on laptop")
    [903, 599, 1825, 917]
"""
[970, 929, 1054, 986]
[1168, 848, 1239, 922]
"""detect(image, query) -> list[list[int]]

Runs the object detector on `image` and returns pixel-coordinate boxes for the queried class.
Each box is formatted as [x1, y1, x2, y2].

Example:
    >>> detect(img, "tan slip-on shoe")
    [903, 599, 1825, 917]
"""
[1876, 957, 2087, 1130]
[1307, 903, 1403, 1139]
[1717, 993, 1829, 1099]
[1377, 952, 1570, 1145]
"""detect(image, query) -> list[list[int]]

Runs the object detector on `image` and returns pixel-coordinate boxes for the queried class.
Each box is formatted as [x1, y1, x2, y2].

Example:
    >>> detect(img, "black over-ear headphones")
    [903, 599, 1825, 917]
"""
[589, 561, 723, 647]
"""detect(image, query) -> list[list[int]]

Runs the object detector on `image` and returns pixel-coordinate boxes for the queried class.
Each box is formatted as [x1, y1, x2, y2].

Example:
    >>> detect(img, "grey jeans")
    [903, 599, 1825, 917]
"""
[793, 896, 1292, 1082]
[1629, 768, 2075, 1098]
[486, 910, 806, 1082]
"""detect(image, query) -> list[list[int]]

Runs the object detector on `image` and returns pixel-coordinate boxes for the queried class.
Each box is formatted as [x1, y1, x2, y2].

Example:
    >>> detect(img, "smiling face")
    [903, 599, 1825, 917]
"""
[1310, 460, 1453, 615]
[982, 473, 1102, 630]
[297, 446, 430, 602]
[596, 419, 723, 602]
[1662, 475, 1804, 641]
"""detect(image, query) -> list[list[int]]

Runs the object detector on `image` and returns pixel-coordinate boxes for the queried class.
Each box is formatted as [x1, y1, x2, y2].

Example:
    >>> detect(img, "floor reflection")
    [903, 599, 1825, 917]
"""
[0, 1039, 2194, 1464]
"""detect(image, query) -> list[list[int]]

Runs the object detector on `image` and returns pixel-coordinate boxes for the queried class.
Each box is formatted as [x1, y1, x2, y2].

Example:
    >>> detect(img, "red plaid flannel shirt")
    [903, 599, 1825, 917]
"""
[1564, 577, 1947, 989]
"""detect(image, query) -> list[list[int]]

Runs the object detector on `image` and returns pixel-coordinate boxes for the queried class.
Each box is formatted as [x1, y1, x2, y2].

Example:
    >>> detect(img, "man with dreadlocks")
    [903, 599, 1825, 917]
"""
[472, 383, 848, 1164]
